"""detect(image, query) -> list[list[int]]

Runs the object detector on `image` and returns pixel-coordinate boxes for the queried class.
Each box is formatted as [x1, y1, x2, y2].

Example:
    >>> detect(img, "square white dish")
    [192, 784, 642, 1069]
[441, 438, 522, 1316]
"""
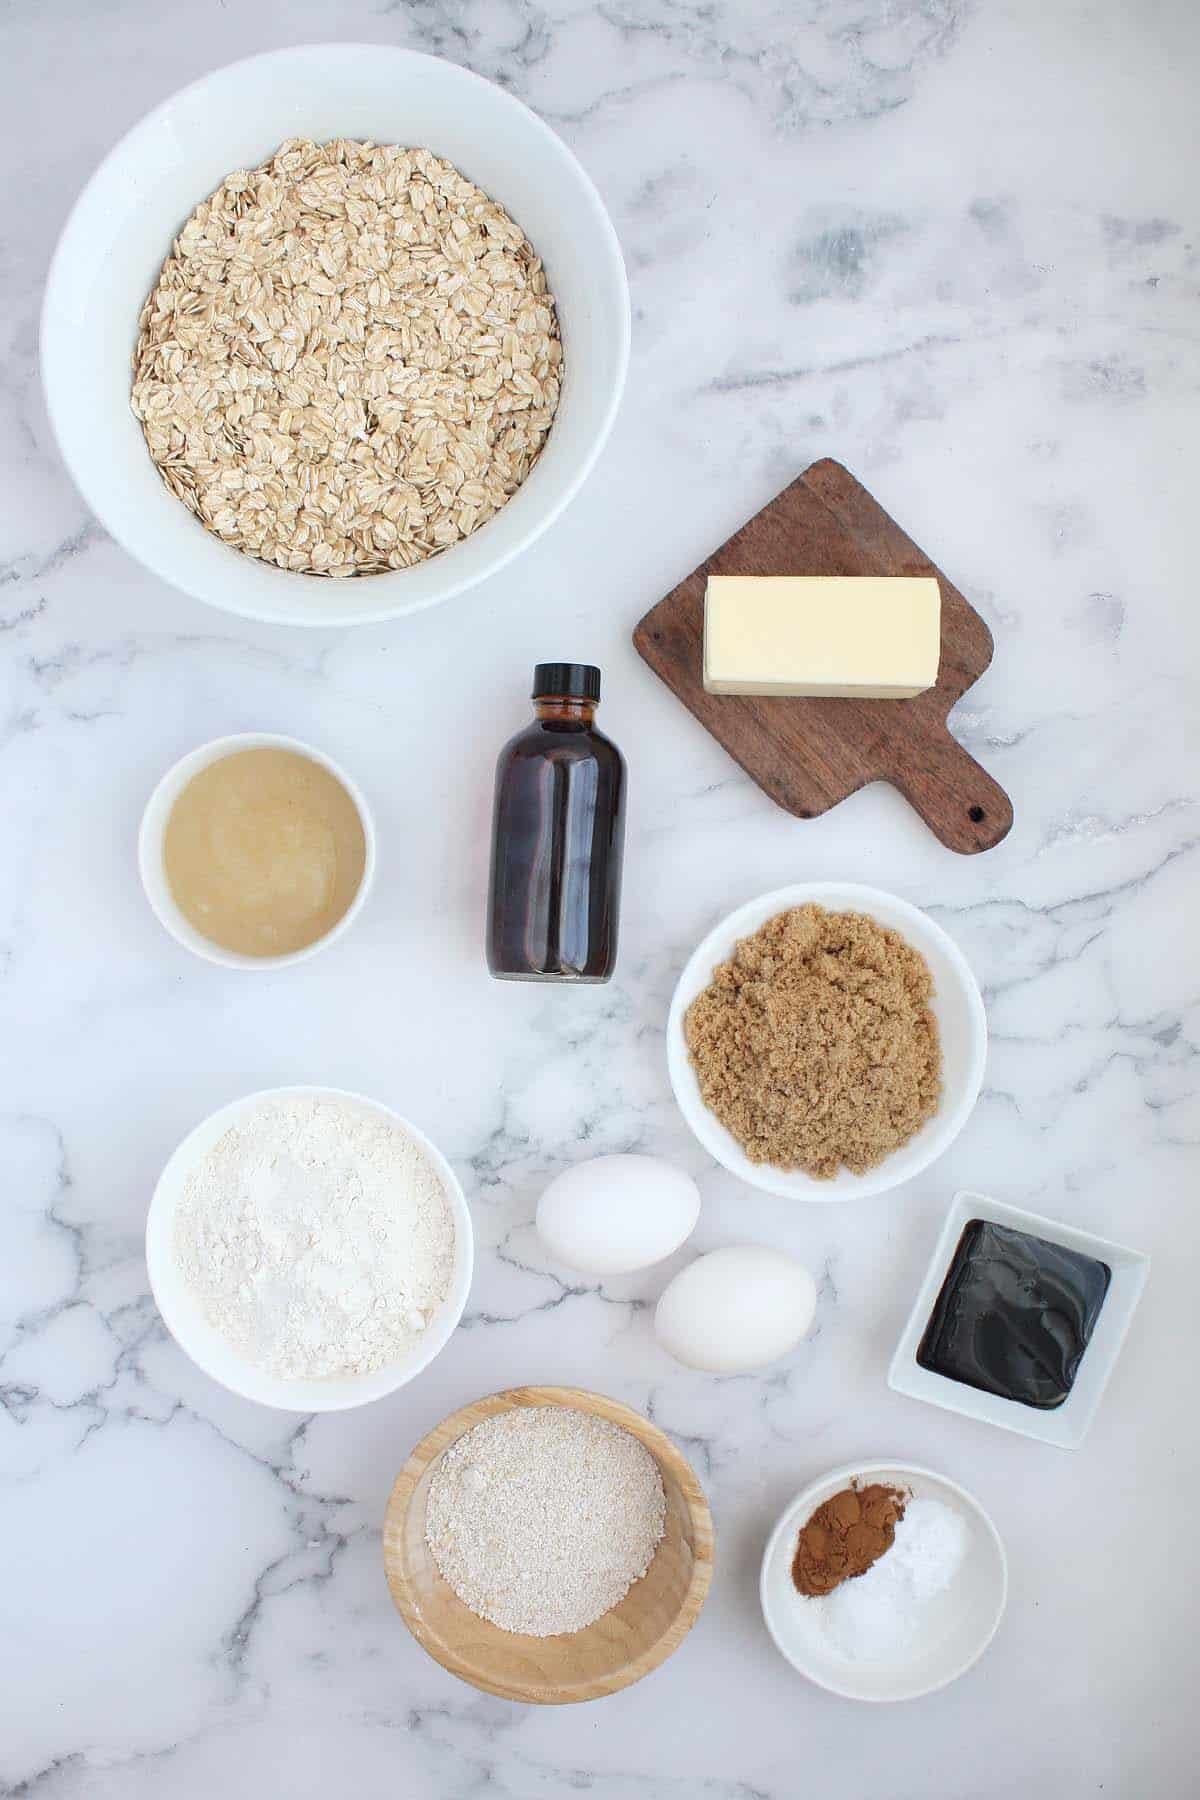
[888, 1190, 1149, 1449]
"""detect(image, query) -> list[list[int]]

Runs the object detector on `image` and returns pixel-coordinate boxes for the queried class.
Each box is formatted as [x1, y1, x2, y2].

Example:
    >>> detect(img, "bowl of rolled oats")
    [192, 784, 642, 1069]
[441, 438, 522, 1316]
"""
[41, 45, 630, 626]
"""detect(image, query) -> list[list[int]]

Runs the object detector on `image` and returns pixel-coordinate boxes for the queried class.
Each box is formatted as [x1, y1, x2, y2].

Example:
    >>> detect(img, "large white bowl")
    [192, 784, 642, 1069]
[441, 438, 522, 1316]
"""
[41, 44, 629, 627]
[146, 1086, 474, 1411]
[760, 1461, 1008, 1703]
[667, 882, 987, 1201]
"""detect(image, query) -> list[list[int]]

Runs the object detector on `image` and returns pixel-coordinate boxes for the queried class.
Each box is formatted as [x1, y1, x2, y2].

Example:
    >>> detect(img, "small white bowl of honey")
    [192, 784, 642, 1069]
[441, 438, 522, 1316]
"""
[139, 733, 376, 970]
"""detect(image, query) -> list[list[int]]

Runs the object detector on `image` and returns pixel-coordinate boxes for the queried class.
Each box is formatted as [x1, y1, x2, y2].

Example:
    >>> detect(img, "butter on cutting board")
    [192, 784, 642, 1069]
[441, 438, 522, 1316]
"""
[702, 575, 941, 699]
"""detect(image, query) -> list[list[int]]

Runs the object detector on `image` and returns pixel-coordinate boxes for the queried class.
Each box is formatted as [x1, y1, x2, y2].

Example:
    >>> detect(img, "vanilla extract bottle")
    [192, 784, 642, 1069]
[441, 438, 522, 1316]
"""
[486, 664, 626, 982]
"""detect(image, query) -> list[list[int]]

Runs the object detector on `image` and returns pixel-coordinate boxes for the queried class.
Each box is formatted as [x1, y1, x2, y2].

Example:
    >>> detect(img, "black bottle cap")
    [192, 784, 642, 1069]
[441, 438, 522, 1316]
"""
[532, 662, 601, 703]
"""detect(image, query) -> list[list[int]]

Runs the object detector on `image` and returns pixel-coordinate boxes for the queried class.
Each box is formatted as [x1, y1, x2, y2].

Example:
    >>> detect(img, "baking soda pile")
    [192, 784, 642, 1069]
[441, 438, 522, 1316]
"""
[816, 1496, 970, 1660]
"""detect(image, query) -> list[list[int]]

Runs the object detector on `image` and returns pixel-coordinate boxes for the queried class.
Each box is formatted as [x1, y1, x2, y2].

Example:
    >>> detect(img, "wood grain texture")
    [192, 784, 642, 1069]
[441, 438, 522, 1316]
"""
[382, 1385, 715, 1705]
[633, 459, 1013, 854]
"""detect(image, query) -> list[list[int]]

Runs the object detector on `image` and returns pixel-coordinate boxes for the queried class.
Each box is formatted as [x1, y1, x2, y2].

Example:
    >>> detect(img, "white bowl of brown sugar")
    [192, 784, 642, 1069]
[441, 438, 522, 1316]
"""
[667, 883, 987, 1202]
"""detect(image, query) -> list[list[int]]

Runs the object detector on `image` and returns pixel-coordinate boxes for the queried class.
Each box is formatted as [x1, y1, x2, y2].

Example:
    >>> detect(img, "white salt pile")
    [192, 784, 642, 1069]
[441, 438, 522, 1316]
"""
[818, 1497, 970, 1660]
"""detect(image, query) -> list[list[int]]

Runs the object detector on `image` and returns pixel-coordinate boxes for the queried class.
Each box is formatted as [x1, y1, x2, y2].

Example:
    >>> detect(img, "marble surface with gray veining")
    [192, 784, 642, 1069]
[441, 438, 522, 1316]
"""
[2, 1, 1197, 1794]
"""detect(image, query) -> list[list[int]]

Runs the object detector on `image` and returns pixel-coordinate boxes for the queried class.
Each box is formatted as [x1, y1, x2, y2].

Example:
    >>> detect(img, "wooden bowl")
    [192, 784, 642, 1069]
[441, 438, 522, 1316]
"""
[383, 1384, 714, 1704]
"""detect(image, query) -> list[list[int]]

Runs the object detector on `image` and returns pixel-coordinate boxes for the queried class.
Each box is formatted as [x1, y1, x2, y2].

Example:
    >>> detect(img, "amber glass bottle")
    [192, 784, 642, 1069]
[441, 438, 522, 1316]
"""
[486, 664, 626, 982]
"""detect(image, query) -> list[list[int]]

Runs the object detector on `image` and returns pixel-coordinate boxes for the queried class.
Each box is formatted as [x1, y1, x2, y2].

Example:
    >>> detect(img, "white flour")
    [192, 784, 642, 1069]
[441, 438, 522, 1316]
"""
[426, 1406, 667, 1636]
[174, 1096, 456, 1380]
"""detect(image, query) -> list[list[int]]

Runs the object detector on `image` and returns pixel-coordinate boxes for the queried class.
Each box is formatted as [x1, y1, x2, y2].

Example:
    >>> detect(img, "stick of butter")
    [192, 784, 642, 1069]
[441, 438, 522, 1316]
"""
[703, 575, 941, 699]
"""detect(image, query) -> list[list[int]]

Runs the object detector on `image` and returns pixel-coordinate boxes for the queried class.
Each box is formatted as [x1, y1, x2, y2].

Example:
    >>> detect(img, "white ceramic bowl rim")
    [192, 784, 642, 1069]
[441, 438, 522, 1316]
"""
[40, 42, 631, 627]
[759, 1459, 1009, 1703]
[145, 1085, 474, 1411]
[137, 732, 377, 970]
[667, 882, 988, 1202]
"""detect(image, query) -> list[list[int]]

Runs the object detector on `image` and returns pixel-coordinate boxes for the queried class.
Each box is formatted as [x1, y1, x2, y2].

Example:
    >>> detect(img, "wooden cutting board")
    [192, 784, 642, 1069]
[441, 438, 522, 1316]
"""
[633, 459, 1012, 854]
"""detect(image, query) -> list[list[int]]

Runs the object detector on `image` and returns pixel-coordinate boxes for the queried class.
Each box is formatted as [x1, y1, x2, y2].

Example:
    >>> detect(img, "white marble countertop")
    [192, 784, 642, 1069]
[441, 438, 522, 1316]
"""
[3, 2, 1196, 1794]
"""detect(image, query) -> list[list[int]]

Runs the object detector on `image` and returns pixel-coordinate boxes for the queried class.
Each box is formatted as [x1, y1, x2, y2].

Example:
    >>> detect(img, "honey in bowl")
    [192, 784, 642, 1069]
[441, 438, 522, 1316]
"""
[163, 748, 367, 957]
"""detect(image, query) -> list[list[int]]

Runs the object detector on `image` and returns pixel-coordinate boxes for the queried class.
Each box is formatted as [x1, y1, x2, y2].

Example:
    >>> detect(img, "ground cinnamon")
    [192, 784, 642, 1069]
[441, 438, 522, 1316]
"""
[791, 1483, 907, 1597]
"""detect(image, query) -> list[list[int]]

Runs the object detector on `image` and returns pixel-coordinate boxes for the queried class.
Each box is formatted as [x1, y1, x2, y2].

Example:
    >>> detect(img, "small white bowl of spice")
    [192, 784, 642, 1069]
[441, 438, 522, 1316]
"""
[146, 1086, 473, 1411]
[760, 1461, 1007, 1702]
[139, 732, 376, 969]
[667, 882, 987, 1201]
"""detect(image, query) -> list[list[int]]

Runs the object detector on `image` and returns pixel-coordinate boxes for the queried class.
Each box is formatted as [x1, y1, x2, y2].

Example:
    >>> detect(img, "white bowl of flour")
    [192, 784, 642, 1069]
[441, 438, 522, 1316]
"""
[146, 1086, 473, 1410]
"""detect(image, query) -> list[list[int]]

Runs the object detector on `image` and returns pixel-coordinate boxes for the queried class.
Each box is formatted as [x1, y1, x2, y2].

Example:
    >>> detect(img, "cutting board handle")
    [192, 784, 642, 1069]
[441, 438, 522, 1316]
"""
[889, 722, 1013, 854]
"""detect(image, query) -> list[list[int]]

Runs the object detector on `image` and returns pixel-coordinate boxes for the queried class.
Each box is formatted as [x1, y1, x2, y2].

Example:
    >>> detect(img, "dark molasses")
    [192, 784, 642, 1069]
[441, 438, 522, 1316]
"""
[917, 1219, 1111, 1410]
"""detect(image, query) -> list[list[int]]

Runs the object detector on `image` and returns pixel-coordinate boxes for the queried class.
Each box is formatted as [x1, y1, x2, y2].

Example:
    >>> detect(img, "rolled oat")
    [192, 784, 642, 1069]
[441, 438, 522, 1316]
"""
[131, 138, 562, 577]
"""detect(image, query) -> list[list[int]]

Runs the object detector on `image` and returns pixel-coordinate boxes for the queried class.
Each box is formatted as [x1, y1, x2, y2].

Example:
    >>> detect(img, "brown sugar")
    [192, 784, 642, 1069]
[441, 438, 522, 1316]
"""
[684, 904, 942, 1178]
[791, 1483, 907, 1596]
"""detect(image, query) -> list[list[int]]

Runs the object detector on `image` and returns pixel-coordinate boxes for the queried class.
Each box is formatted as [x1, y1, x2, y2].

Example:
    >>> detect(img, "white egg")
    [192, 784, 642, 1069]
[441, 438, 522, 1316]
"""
[535, 1154, 701, 1276]
[654, 1244, 817, 1373]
